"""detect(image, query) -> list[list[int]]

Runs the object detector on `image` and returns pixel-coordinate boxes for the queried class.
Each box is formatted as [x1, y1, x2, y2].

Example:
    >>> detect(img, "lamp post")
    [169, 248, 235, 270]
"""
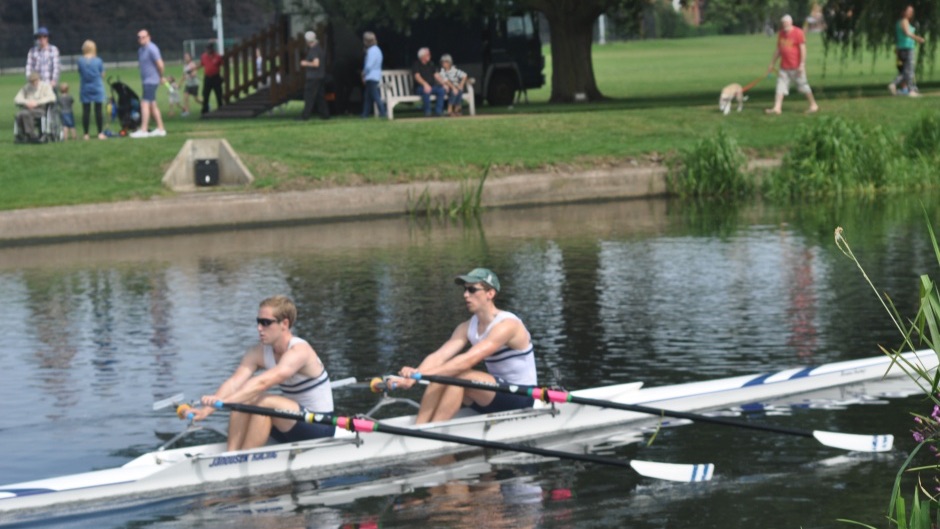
[213, 0, 225, 54]
[32, 0, 38, 34]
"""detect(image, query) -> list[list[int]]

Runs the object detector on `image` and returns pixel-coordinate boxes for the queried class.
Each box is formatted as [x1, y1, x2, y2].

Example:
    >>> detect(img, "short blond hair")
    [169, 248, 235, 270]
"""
[259, 295, 297, 328]
[82, 40, 97, 57]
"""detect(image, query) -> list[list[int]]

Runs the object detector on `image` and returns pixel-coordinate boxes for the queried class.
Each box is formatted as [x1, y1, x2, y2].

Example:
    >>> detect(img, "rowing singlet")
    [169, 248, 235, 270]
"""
[262, 337, 333, 413]
[468, 311, 537, 386]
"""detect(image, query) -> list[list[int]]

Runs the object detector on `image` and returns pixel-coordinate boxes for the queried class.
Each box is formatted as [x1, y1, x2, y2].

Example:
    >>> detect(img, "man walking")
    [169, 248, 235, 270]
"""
[299, 31, 329, 121]
[766, 15, 819, 115]
[131, 29, 166, 138]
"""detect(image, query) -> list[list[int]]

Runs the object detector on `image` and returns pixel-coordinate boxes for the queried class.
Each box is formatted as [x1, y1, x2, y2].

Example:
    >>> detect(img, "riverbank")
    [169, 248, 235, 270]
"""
[0, 164, 661, 244]
[0, 159, 786, 245]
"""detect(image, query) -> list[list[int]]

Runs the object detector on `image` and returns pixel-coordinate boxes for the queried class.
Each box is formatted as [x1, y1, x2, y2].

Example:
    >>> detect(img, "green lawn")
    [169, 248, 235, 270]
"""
[1, 33, 934, 211]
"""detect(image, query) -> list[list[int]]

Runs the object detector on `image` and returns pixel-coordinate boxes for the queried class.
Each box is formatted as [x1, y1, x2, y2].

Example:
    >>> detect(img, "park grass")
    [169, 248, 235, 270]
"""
[1, 33, 936, 211]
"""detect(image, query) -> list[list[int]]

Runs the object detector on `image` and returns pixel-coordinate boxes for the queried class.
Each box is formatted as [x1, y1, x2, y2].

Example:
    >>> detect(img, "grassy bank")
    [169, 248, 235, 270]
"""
[1, 33, 935, 211]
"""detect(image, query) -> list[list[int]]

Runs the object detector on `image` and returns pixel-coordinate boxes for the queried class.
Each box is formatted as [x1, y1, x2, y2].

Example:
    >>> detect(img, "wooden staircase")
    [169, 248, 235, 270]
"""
[201, 16, 306, 119]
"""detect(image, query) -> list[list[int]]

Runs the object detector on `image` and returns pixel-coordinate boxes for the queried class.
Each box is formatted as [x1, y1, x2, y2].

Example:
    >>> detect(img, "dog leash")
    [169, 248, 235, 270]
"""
[742, 69, 777, 93]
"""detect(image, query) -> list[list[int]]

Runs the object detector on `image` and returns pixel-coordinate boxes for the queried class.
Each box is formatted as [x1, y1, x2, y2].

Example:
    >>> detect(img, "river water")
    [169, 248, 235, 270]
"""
[2, 195, 940, 528]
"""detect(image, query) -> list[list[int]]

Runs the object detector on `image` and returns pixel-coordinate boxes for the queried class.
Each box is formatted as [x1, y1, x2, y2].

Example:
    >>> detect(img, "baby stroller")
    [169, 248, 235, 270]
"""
[106, 77, 141, 136]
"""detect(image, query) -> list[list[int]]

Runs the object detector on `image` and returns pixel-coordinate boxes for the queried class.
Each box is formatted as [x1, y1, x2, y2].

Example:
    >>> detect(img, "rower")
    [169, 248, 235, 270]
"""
[397, 268, 537, 423]
[187, 295, 335, 450]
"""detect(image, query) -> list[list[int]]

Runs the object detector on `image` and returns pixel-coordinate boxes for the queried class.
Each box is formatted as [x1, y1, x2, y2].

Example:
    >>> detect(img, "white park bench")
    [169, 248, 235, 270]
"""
[379, 69, 476, 120]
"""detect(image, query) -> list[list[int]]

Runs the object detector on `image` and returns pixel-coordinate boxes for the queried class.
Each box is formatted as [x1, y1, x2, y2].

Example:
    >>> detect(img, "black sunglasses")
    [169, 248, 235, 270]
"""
[256, 317, 279, 327]
[463, 285, 484, 294]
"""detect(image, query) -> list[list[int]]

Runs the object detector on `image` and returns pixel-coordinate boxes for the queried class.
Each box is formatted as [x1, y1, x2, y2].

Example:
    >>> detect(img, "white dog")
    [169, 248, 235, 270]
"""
[718, 83, 747, 115]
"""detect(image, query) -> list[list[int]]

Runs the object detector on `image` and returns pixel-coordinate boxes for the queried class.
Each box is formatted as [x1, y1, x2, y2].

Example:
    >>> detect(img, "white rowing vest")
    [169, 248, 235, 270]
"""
[263, 337, 333, 413]
[468, 311, 537, 386]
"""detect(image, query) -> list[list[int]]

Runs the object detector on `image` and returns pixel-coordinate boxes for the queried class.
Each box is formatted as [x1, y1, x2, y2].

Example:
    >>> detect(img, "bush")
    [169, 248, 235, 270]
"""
[905, 112, 940, 159]
[667, 128, 751, 198]
[766, 116, 899, 199]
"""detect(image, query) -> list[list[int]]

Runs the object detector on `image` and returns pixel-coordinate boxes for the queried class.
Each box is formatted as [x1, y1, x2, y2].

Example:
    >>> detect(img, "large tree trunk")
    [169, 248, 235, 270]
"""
[530, 1, 605, 103]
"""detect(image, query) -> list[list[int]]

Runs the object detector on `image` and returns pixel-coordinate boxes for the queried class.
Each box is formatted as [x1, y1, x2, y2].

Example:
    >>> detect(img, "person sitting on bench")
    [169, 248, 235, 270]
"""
[412, 47, 446, 117]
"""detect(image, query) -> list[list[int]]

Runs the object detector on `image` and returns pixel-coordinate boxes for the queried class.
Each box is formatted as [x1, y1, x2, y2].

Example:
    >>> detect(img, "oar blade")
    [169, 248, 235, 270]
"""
[812, 431, 894, 452]
[153, 393, 185, 411]
[629, 460, 714, 482]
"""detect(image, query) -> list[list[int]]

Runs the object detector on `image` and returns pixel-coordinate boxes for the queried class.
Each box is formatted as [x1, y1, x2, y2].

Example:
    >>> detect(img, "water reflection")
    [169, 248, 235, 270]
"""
[2, 194, 940, 528]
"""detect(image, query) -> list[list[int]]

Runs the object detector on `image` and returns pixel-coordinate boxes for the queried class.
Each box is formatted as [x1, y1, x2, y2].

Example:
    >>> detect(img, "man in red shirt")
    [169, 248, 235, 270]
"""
[200, 42, 223, 115]
[766, 15, 818, 115]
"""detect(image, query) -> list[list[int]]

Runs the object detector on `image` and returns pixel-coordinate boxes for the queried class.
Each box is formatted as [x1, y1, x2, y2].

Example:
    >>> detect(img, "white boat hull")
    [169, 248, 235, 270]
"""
[1, 350, 936, 521]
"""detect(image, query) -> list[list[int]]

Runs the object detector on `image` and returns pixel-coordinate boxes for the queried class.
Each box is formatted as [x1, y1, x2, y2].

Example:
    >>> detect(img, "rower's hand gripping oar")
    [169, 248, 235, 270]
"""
[210, 401, 715, 483]
[158, 378, 360, 421]
[403, 373, 894, 453]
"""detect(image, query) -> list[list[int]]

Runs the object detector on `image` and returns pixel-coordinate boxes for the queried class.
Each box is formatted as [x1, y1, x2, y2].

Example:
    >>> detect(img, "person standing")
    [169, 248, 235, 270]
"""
[58, 82, 76, 140]
[361, 31, 386, 118]
[25, 27, 60, 88]
[182, 51, 202, 116]
[77, 40, 107, 140]
[299, 31, 329, 121]
[131, 29, 166, 138]
[201, 42, 224, 115]
[396, 268, 537, 424]
[412, 47, 446, 117]
[187, 296, 336, 450]
[766, 15, 818, 115]
[889, 5, 925, 98]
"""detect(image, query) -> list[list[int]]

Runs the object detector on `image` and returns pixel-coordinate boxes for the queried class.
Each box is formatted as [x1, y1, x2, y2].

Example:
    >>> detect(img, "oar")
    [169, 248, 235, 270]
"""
[204, 401, 715, 483]
[395, 374, 894, 453]
[152, 378, 359, 413]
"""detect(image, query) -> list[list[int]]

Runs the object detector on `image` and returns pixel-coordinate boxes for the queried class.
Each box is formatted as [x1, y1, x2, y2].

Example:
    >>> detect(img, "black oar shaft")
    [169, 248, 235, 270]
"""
[411, 374, 815, 440]
[220, 402, 635, 469]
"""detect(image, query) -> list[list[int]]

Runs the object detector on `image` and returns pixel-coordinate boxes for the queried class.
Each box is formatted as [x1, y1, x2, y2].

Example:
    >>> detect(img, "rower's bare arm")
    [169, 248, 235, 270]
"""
[429, 319, 523, 377]
[416, 322, 470, 371]
[397, 322, 469, 385]
[198, 347, 262, 408]
[225, 343, 314, 403]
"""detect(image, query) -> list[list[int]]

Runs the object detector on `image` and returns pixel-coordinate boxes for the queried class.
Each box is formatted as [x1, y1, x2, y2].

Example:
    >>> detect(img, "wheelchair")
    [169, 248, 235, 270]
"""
[13, 103, 63, 144]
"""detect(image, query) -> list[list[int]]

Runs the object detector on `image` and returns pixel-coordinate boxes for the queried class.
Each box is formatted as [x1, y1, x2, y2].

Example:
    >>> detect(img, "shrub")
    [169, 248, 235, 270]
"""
[767, 116, 898, 199]
[667, 128, 751, 198]
[905, 112, 940, 159]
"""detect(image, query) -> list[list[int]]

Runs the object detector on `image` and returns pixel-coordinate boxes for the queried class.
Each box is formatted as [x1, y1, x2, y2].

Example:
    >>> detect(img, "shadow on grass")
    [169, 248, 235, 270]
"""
[493, 81, 940, 115]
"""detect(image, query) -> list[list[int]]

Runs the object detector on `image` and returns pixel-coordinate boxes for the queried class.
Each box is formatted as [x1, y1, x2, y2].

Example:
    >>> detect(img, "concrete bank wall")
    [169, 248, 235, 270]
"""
[0, 166, 668, 245]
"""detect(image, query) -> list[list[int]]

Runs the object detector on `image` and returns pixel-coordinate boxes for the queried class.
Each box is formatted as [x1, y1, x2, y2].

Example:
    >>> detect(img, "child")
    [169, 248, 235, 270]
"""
[439, 54, 468, 117]
[164, 76, 183, 116]
[182, 52, 201, 116]
[58, 82, 77, 140]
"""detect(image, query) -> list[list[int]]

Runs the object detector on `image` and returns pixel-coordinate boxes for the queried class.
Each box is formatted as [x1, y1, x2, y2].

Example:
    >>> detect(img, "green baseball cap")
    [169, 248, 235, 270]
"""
[454, 268, 500, 292]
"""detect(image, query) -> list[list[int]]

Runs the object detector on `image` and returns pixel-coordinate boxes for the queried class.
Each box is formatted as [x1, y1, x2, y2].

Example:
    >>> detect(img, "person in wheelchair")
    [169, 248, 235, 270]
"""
[14, 72, 56, 143]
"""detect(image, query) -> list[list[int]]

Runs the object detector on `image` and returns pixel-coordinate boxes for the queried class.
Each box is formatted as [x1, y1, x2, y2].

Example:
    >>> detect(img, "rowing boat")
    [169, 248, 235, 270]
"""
[1, 350, 936, 522]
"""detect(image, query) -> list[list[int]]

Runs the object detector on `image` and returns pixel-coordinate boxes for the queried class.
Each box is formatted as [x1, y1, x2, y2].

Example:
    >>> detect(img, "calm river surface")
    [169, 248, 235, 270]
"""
[2, 194, 940, 528]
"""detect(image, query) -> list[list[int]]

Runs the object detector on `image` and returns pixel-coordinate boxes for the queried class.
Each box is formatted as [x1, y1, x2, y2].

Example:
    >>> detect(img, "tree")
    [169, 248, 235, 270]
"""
[307, 0, 652, 103]
[516, 0, 647, 103]
[821, 0, 937, 66]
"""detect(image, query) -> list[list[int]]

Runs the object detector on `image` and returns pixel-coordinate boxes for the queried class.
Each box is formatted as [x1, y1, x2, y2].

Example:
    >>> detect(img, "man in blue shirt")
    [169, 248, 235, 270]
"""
[132, 29, 166, 138]
[361, 31, 386, 118]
